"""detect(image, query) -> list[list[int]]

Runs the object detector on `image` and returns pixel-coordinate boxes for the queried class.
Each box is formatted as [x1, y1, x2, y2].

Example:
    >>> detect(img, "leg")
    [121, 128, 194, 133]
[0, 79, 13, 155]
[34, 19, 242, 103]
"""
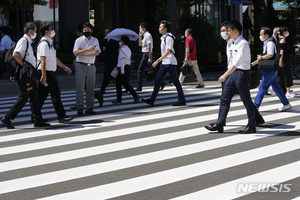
[270, 74, 290, 106]
[85, 65, 96, 111]
[150, 65, 168, 102]
[75, 63, 86, 111]
[115, 71, 123, 102]
[37, 70, 50, 108]
[123, 65, 138, 99]
[253, 71, 274, 108]
[166, 64, 185, 103]
[191, 60, 204, 85]
[5, 90, 29, 120]
[29, 91, 43, 123]
[100, 66, 112, 92]
[137, 53, 148, 88]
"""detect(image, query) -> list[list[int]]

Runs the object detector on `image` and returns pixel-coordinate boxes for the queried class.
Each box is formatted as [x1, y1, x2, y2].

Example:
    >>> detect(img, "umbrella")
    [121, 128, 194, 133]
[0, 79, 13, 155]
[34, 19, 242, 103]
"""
[104, 28, 139, 41]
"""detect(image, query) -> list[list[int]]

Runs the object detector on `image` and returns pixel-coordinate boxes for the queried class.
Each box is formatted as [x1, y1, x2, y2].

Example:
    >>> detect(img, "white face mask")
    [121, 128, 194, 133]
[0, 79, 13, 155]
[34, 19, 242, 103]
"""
[259, 35, 265, 42]
[220, 32, 229, 40]
[31, 32, 37, 39]
[139, 29, 144, 34]
[119, 42, 122, 47]
[50, 30, 56, 38]
[285, 32, 289, 37]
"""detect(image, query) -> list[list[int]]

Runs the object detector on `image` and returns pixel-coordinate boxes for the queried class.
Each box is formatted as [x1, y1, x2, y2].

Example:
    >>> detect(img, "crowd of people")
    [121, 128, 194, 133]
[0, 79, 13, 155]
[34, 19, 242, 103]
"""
[0, 20, 296, 132]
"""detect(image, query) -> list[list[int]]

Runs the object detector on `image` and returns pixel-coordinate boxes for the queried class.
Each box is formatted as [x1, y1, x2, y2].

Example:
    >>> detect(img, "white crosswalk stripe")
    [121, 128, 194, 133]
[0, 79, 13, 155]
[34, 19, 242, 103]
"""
[0, 81, 300, 200]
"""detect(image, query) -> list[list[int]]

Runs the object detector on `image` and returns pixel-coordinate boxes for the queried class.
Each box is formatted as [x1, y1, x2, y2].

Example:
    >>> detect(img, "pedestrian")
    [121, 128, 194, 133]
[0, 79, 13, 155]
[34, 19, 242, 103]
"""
[37, 21, 74, 123]
[205, 20, 256, 133]
[1, 22, 50, 129]
[278, 26, 295, 97]
[136, 22, 153, 91]
[179, 28, 204, 88]
[73, 22, 101, 115]
[99, 28, 119, 94]
[142, 20, 186, 106]
[251, 27, 292, 112]
[0, 27, 12, 78]
[111, 35, 140, 104]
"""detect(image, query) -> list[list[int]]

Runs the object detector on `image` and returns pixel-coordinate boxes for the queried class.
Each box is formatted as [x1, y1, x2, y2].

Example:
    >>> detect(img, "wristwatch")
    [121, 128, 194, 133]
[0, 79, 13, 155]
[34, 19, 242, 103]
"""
[157, 59, 161, 63]
[261, 55, 263, 61]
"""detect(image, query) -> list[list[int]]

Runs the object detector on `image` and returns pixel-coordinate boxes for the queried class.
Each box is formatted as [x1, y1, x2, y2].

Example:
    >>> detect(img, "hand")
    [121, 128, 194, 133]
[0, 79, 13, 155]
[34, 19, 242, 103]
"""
[63, 66, 72, 75]
[251, 60, 258, 66]
[184, 58, 188, 63]
[257, 55, 262, 61]
[148, 58, 152, 64]
[10, 76, 15, 82]
[139, 32, 143, 37]
[88, 45, 96, 51]
[279, 60, 284, 67]
[218, 74, 227, 83]
[152, 60, 159, 68]
[40, 75, 47, 85]
[103, 46, 106, 51]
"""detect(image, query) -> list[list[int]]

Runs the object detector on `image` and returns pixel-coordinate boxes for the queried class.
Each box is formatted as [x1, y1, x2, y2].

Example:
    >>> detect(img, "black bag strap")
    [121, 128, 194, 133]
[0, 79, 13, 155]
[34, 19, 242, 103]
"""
[22, 37, 29, 63]
[164, 34, 176, 55]
[36, 38, 51, 67]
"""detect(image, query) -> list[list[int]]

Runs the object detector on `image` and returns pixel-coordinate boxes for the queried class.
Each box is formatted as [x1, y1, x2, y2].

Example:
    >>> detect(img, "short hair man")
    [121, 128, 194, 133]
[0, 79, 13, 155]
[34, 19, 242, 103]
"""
[178, 28, 205, 88]
[205, 20, 256, 133]
[37, 21, 73, 123]
[136, 22, 153, 91]
[142, 20, 186, 106]
[73, 22, 101, 115]
[1, 22, 50, 129]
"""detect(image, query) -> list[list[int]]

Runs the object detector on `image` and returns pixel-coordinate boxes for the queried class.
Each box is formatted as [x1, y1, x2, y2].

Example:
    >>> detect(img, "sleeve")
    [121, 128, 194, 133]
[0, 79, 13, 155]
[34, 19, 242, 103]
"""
[166, 36, 174, 50]
[13, 39, 26, 54]
[73, 38, 80, 53]
[94, 38, 101, 53]
[117, 51, 126, 73]
[38, 42, 50, 57]
[186, 38, 192, 48]
[146, 35, 152, 45]
[266, 42, 275, 56]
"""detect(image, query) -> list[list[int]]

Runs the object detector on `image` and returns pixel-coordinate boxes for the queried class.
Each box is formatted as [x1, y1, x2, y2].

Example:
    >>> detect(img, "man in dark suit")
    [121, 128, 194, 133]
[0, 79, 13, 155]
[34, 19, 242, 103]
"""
[99, 28, 119, 94]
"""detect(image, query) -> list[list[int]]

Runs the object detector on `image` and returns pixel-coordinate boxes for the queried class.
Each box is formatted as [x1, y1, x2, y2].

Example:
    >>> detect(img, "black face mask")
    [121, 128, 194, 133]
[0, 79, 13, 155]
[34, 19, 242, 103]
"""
[83, 32, 92, 37]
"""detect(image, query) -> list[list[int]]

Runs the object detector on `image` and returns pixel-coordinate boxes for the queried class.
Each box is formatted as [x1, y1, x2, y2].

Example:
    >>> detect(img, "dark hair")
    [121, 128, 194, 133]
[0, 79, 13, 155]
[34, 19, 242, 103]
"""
[279, 26, 288, 35]
[160, 20, 171, 32]
[24, 22, 37, 34]
[40, 22, 53, 36]
[186, 28, 192, 35]
[221, 21, 230, 29]
[77, 23, 83, 33]
[82, 22, 94, 31]
[140, 22, 148, 30]
[228, 20, 242, 34]
[260, 27, 272, 38]
[121, 35, 130, 45]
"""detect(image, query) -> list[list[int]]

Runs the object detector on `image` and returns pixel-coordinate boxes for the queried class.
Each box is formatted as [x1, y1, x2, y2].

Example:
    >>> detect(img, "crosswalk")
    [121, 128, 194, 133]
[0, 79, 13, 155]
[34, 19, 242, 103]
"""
[0, 80, 300, 200]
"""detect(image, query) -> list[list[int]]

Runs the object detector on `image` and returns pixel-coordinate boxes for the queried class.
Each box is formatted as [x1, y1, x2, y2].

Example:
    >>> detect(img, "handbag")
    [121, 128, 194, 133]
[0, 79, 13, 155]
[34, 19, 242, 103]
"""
[181, 62, 194, 76]
[110, 67, 120, 78]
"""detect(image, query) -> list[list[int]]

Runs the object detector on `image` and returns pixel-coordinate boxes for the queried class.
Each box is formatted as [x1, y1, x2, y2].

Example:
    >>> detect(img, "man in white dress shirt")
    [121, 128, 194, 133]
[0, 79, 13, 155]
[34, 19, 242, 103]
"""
[73, 22, 101, 115]
[205, 20, 256, 133]
[0, 27, 12, 78]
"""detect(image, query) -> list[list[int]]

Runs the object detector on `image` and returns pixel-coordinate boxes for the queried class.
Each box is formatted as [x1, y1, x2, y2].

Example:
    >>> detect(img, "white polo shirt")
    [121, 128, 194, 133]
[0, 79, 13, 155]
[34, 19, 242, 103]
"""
[227, 35, 251, 70]
[160, 33, 177, 65]
[263, 38, 276, 55]
[141, 31, 153, 53]
[37, 36, 57, 71]
[0, 35, 13, 51]
[73, 35, 101, 64]
[14, 34, 36, 68]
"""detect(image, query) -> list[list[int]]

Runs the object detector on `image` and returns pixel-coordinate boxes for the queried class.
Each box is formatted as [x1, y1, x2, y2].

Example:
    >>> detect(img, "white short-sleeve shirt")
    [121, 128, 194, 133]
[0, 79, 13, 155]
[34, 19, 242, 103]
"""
[141, 31, 153, 53]
[73, 35, 101, 64]
[263, 38, 276, 55]
[117, 45, 131, 67]
[37, 36, 57, 71]
[160, 33, 177, 65]
[14, 34, 36, 67]
[0, 35, 13, 51]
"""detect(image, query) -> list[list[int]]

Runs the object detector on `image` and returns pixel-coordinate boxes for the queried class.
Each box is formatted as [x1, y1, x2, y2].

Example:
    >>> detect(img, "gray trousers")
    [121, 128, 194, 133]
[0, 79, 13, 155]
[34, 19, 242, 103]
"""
[75, 63, 96, 111]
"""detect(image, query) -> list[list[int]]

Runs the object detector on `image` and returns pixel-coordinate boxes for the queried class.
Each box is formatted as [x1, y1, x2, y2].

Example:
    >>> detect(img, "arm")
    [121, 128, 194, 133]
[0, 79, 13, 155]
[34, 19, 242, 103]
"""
[218, 65, 237, 82]
[57, 57, 72, 75]
[152, 49, 171, 68]
[138, 33, 143, 46]
[147, 43, 152, 63]
[279, 39, 285, 67]
[40, 56, 47, 84]
[12, 51, 24, 66]
[74, 45, 96, 57]
[184, 46, 190, 62]
[251, 54, 274, 67]
[84, 50, 100, 57]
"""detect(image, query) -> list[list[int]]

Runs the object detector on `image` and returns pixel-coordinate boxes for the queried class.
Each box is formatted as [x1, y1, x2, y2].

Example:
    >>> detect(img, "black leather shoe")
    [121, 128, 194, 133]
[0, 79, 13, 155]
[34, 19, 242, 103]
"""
[172, 101, 186, 106]
[59, 116, 74, 123]
[205, 123, 223, 133]
[77, 108, 83, 116]
[1, 117, 15, 129]
[85, 109, 97, 115]
[70, 106, 77, 110]
[239, 126, 256, 133]
[134, 95, 140, 103]
[34, 121, 51, 127]
[95, 91, 104, 107]
[111, 99, 121, 104]
[256, 119, 265, 126]
[141, 98, 154, 106]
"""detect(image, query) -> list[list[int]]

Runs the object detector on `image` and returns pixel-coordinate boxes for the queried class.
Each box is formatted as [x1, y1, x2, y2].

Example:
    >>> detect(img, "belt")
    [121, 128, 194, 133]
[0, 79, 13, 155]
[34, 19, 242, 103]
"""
[77, 62, 94, 66]
[235, 68, 249, 71]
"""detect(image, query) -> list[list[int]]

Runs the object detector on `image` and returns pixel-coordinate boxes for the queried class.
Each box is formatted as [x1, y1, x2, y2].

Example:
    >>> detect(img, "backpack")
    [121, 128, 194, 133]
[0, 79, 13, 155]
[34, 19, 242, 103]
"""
[4, 37, 28, 77]
[163, 34, 176, 55]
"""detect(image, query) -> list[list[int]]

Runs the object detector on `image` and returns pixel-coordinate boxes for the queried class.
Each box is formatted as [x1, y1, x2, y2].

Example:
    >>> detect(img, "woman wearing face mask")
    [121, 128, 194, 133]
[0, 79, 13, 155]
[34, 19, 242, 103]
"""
[278, 26, 295, 97]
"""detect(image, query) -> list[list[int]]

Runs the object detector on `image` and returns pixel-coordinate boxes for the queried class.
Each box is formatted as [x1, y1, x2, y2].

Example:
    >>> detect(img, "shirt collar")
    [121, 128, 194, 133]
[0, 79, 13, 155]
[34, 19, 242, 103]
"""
[263, 38, 272, 46]
[23, 34, 33, 44]
[44, 35, 53, 44]
[233, 35, 242, 44]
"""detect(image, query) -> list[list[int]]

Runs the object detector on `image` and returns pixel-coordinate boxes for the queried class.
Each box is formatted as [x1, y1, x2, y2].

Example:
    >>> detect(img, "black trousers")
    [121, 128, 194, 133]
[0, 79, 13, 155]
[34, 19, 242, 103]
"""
[115, 65, 137, 102]
[100, 66, 113, 92]
[5, 80, 43, 123]
[37, 70, 66, 119]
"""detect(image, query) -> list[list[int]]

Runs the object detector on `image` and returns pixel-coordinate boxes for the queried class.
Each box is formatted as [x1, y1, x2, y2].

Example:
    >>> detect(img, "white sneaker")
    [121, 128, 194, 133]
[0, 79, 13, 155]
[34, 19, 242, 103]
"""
[278, 103, 292, 112]
[268, 87, 276, 96]
[286, 92, 296, 98]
